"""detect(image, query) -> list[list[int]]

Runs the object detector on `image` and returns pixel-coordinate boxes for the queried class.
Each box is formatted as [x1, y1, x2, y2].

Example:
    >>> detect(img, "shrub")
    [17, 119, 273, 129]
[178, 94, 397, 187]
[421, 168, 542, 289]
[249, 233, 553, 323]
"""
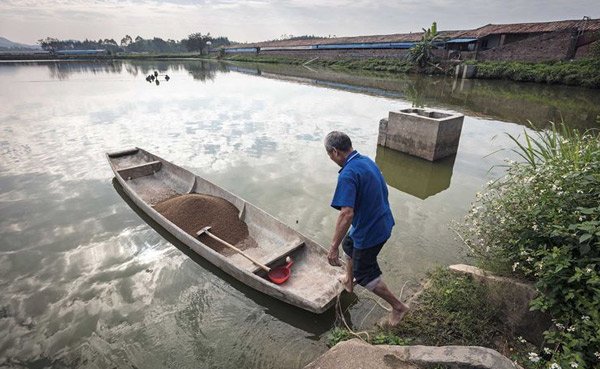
[462, 123, 600, 368]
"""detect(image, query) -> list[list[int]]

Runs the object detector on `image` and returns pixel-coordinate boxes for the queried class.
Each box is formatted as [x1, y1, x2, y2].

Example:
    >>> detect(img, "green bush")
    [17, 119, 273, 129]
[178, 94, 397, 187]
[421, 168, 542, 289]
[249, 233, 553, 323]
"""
[462, 123, 600, 368]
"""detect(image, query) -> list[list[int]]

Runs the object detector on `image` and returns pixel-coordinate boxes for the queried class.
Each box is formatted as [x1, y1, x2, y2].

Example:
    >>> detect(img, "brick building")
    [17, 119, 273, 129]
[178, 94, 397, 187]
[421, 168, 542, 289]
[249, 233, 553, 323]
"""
[223, 17, 600, 62]
[447, 18, 600, 61]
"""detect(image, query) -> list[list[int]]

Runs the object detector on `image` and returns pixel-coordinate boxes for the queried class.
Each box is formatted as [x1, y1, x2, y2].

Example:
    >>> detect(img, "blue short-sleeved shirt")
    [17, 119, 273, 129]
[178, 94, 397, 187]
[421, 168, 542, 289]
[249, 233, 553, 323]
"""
[330, 151, 395, 249]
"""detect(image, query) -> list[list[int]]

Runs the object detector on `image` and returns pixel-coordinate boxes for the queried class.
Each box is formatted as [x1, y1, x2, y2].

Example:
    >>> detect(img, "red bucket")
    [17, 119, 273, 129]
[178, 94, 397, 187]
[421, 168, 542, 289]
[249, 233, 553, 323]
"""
[268, 259, 293, 284]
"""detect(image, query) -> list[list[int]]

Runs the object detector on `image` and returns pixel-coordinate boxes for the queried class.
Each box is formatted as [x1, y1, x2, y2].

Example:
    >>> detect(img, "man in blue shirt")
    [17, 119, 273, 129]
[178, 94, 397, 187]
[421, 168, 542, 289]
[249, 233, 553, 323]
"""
[325, 131, 409, 326]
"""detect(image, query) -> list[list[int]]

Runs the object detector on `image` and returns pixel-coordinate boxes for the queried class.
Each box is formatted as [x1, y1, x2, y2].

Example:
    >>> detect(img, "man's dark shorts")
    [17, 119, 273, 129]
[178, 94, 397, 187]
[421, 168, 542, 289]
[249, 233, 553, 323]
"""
[342, 234, 385, 288]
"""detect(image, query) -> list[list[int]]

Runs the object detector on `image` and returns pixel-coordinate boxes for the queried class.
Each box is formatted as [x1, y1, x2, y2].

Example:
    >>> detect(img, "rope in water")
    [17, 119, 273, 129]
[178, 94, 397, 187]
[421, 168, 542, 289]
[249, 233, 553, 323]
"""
[334, 280, 409, 342]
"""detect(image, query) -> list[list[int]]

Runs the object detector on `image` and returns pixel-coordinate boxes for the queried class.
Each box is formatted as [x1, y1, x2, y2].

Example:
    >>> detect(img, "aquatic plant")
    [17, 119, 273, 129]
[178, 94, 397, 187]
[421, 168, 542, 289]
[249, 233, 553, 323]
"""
[462, 122, 600, 368]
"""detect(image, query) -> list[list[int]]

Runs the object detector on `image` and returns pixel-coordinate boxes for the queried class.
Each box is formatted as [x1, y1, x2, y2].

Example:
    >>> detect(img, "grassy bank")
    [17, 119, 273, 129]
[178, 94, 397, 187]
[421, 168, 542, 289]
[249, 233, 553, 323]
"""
[328, 269, 536, 365]
[466, 58, 600, 88]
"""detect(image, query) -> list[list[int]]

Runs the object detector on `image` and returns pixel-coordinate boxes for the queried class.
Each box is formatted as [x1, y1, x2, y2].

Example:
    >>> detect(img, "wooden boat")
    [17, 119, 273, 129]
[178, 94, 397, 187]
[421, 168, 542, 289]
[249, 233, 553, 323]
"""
[106, 148, 344, 313]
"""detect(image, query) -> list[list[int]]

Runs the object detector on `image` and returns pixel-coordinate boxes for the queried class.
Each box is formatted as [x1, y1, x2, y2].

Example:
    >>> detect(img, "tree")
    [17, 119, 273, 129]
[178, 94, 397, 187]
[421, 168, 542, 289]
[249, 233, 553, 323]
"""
[121, 35, 133, 48]
[104, 38, 118, 46]
[38, 37, 60, 51]
[184, 32, 212, 54]
[408, 22, 441, 70]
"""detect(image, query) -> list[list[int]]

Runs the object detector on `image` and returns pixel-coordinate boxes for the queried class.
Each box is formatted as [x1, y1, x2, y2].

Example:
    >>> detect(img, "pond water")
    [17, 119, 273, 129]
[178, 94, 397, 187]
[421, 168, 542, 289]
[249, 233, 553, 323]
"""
[0, 60, 598, 369]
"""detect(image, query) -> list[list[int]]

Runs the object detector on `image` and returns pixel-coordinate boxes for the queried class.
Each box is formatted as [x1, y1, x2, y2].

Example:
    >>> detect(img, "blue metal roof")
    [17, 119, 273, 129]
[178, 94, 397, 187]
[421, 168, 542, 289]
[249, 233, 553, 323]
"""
[446, 38, 478, 44]
[315, 42, 416, 50]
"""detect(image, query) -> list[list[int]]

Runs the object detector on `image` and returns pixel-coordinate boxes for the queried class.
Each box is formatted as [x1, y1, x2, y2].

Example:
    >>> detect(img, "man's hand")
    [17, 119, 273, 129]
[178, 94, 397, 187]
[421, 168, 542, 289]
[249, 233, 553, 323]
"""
[328, 246, 342, 266]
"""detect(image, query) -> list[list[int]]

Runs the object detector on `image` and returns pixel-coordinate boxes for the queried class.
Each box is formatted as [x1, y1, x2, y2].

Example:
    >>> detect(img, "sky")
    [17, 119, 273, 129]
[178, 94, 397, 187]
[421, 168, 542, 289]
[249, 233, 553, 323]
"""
[1, 0, 599, 45]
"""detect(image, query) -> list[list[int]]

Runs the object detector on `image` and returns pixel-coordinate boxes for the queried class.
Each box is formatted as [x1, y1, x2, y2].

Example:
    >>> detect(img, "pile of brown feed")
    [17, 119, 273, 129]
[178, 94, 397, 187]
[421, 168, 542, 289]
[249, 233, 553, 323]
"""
[153, 193, 255, 255]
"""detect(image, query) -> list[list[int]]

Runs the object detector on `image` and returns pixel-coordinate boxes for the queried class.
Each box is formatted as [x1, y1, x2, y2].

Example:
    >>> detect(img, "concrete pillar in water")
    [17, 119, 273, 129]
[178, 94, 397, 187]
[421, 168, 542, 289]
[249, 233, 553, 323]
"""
[378, 108, 464, 161]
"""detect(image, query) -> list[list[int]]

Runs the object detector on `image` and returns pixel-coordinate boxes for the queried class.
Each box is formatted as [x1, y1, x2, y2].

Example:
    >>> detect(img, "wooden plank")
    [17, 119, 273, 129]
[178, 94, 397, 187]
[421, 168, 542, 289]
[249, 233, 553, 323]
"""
[117, 160, 162, 180]
[251, 240, 305, 273]
[107, 148, 139, 158]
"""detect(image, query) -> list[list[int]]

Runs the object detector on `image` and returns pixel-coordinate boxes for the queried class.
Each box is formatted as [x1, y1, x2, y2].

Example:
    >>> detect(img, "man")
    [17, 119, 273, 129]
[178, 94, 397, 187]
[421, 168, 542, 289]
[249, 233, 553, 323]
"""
[325, 131, 410, 326]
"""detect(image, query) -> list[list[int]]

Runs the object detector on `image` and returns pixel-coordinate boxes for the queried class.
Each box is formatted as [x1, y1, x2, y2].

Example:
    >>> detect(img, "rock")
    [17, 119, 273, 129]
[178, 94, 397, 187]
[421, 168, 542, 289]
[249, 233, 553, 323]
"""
[304, 339, 520, 369]
[448, 264, 551, 346]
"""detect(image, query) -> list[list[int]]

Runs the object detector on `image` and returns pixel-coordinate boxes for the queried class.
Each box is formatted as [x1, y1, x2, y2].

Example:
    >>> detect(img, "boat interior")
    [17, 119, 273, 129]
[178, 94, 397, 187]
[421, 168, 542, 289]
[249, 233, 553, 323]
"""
[107, 148, 315, 279]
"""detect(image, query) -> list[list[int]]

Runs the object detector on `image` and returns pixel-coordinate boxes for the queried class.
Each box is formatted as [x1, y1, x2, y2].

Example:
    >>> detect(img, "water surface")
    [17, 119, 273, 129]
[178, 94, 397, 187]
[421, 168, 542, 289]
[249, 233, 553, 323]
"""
[1, 60, 598, 368]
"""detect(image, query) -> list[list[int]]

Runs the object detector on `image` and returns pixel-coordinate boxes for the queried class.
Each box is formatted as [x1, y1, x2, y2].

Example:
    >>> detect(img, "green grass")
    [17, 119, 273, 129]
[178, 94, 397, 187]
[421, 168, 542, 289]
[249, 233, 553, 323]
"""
[326, 268, 544, 366]
[466, 58, 600, 88]
[390, 269, 505, 347]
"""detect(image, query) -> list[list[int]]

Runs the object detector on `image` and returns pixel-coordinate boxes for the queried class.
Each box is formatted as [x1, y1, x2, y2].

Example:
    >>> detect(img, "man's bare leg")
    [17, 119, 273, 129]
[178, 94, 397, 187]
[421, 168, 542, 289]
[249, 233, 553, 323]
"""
[340, 256, 354, 293]
[369, 277, 410, 326]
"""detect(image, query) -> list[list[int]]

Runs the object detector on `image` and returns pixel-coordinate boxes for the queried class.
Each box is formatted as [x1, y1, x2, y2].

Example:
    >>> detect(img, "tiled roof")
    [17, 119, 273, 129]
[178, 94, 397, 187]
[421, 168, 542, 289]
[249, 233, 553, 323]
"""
[226, 18, 600, 49]
[455, 18, 600, 39]
[229, 30, 464, 48]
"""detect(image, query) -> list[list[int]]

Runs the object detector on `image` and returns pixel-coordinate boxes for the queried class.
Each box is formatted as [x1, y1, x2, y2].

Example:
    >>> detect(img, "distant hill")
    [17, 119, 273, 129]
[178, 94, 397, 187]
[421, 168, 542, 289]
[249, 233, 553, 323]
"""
[0, 37, 41, 50]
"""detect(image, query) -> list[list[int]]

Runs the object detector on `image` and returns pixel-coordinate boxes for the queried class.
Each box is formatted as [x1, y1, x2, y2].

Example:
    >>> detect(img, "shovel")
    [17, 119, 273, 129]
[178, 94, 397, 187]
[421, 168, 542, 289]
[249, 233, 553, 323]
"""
[196, 226, 294, 284]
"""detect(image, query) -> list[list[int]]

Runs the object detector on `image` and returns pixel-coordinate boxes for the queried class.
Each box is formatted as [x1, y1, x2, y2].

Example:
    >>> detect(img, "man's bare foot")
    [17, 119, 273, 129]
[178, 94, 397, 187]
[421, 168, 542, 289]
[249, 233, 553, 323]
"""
[388, 304, 410, 326]
[379, 304, 410, 327]
[338, 275, 354, 293]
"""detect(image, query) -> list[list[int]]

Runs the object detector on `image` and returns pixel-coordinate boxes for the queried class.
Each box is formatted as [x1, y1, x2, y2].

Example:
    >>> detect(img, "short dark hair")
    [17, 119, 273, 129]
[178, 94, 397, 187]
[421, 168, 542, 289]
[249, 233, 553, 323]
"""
[324, 131, 352, 153]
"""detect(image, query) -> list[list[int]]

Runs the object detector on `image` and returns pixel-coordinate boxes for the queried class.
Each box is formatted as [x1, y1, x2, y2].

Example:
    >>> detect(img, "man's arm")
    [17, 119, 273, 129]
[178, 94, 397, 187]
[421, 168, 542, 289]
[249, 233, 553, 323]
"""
[328, 206, 354, 266]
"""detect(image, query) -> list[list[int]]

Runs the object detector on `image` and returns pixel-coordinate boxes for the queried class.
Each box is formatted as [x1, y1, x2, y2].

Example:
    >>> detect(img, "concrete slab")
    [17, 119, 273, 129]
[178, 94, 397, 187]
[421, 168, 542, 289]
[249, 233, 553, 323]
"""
[304, 339, 520, 369]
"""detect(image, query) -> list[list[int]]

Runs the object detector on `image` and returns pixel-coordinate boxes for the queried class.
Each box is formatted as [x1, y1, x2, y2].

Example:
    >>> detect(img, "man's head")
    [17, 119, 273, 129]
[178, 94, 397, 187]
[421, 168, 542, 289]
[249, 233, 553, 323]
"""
[325, 131, 353, 167]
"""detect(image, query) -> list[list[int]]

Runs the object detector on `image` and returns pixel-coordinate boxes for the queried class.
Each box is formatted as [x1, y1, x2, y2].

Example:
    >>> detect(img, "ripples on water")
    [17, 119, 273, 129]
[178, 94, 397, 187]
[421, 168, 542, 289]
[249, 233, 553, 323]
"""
[0, 60, 598, 368]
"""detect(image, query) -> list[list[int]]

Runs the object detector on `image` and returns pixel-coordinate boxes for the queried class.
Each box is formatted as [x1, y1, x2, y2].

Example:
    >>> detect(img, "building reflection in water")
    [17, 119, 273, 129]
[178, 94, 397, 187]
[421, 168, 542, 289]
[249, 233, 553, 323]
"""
[375, 145, 456, 200]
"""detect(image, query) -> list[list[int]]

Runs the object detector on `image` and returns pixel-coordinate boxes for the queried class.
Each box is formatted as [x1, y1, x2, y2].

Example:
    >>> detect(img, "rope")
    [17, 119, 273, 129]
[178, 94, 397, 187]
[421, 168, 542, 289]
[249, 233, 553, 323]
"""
[334, 280, 410, 342]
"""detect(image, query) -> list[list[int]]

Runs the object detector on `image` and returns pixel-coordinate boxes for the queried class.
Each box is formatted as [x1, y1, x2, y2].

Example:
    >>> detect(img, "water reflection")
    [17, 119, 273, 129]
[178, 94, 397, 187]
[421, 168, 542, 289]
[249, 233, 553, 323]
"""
[220, 62, 600, 129]
[0, 59, 597, 369]
[6, 59, 598, 130]
[375, 145, 456, 200]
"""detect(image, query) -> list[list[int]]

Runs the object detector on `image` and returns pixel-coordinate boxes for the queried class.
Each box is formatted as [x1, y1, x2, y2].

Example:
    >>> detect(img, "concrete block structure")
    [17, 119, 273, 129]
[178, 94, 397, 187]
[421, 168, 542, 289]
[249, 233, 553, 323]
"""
[378, 109, 464, 161]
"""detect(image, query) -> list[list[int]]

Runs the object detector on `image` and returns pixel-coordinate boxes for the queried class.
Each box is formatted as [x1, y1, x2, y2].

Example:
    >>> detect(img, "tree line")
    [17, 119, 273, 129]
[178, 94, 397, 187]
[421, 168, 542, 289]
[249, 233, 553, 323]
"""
[37, 33, 231, 54]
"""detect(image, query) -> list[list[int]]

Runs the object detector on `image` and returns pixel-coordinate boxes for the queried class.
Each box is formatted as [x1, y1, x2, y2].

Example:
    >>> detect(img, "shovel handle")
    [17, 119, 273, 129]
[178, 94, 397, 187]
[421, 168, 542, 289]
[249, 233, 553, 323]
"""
[201, 229, 271, 273]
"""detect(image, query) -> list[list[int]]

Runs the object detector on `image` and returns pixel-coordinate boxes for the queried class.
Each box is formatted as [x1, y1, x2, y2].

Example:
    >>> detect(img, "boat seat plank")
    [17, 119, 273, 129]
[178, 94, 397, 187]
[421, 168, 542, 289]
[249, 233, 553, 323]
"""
[118, 160, 162, 180]
[107, 148, 139, 158]
[250, 239, 305, 273]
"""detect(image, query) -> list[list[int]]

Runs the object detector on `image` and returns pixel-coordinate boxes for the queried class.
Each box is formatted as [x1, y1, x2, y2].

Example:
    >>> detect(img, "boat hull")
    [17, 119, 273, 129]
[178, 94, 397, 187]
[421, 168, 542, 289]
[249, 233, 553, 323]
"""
[107, 148, 344, 313]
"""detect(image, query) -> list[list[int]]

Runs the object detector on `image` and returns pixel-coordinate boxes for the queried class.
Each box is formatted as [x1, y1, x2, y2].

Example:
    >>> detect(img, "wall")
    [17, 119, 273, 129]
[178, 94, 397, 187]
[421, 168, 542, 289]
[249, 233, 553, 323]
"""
[258, 48, 411, 60]
[574, 31, 600, 59]
[477, 30, 574, 62]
